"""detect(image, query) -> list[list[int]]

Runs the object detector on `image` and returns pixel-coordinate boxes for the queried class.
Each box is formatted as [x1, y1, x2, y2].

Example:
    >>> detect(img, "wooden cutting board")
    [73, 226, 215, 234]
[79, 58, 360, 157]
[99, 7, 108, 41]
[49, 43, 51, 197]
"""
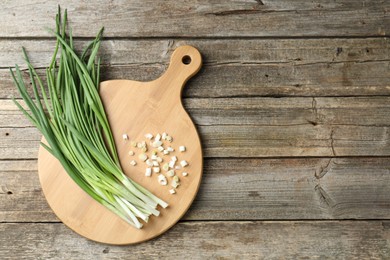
[37, 45, 203, 245]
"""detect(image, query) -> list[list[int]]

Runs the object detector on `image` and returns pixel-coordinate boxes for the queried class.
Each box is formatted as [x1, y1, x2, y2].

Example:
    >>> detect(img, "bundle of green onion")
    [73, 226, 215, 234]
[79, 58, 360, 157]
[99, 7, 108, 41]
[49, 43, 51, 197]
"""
[11, 8, 167, 229]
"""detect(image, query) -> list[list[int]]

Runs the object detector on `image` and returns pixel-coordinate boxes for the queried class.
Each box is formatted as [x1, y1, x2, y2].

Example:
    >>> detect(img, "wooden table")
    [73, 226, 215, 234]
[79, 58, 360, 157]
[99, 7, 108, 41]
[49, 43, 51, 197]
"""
[1, 1, 389, 259]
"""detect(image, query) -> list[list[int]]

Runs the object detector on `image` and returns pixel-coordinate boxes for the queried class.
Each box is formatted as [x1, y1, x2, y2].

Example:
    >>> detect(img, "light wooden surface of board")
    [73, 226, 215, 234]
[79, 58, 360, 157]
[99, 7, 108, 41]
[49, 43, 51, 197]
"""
[0, 0, 389, 258]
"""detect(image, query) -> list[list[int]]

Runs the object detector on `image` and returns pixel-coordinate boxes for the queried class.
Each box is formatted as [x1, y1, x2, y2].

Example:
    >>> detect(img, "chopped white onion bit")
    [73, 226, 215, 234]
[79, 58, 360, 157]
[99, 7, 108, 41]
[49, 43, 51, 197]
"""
[162, 132, 167, 140]
[146, 159, 153, 167]
[139, 153, 148, 162]
[158, 174, 167, 185]
[122, 134, 129, 140]
[169, 189, 176, 194]
[167, 147, 174, 152]
[153, 161, 159, 167]
[163, 150, 169, 155]
[153, 167, 160, 173]
[179, 146, 186, 152]
[171, 180, 179, 188]
[166, 136, 173, 142]
[128, 151, 134, 156]
[175, 166, 181, 170]
[145, 133, 153, 139]
[157, 157, 163, 163]
[155, 134, 161, 141]
[130, 160, 137, 166]
[145, 168, 152, 177]
[171, 156, 177, 162]
[173, 175, 180, 182]
[180, 160, 188, 167]
[182, 172, 188, 177]
[167, 170, 175, 177]
[163, 163, 170, 171]
[169, 161, 175, 169]
[158, 146, 164, 152]
[152, 141, 162, 148]
[151, 154, 158, 160]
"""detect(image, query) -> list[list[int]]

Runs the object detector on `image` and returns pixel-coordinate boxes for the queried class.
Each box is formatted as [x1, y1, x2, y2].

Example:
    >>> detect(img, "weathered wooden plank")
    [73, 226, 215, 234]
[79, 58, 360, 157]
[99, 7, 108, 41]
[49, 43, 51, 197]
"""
[2, 38, 389, 67]
[8, 96, 390, 127]
[1, 0, 388, 37]
[1, 38, 389, 98]
[2, 158, 390, 222]
[1, 221, 389, 259]
[0, 160, 56, 222]
[1, 97, 390, 158]
[0, 125, 330, 158]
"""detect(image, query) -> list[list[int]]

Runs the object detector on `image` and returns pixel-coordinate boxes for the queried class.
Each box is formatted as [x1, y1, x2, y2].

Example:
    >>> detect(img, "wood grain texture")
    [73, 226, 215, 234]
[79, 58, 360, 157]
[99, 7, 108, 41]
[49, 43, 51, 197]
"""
[0, 0, 389, 37]
[5, 97, 390, 127]
[1, 221, 389, 259]
[3, 39, 389, 68]
[2, 158, 390, 222]
[2, 97, 390, 158]
[1, 38, 389, 98]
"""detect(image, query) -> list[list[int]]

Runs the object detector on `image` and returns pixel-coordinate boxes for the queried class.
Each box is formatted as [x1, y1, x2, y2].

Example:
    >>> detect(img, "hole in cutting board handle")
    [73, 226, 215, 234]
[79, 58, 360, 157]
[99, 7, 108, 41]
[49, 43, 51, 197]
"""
[155, 45, 202, 88]
[182, 55, 191, 65]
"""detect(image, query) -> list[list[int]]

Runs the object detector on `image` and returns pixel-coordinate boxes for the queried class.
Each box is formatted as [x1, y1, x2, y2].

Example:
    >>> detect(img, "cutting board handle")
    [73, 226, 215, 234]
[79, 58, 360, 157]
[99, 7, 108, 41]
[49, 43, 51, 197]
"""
[155, 45, 202, 96]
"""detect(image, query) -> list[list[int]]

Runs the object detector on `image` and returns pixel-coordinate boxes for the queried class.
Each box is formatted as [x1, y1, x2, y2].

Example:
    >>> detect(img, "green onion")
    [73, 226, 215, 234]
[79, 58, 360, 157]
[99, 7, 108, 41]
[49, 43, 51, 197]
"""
[10, 7, 167, 229]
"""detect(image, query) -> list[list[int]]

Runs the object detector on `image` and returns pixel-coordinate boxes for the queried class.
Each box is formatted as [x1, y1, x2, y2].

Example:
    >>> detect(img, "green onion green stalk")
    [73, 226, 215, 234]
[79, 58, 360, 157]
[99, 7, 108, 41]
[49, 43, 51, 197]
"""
[11, 7, 168, 229]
